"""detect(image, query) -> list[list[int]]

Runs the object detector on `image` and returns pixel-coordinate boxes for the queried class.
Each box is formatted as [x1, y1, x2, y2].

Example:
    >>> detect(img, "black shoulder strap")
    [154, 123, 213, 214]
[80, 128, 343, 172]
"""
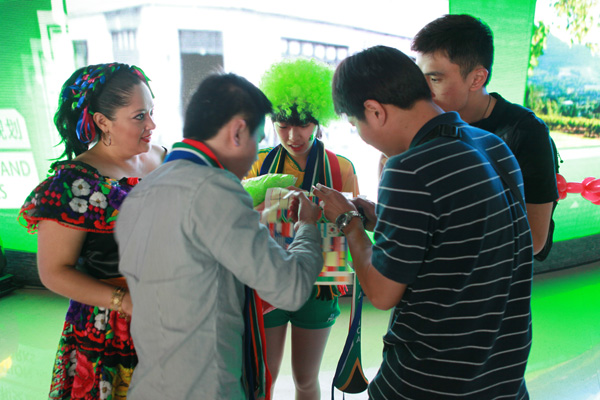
[441, 125, 526, 210]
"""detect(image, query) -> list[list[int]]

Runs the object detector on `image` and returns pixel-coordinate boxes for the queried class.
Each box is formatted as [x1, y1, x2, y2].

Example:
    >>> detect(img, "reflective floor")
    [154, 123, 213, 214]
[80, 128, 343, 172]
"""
[1, 261, 599, 399]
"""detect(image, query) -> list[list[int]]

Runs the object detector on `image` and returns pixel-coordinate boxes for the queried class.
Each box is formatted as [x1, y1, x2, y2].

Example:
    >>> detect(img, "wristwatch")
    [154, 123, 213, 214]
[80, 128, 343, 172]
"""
[335, 210, 362, 232]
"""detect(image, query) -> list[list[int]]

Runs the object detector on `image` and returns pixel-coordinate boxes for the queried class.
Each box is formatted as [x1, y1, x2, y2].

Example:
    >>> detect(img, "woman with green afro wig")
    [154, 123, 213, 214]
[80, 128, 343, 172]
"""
[245, 57, 360, 399]
[260, 57, 338, 128]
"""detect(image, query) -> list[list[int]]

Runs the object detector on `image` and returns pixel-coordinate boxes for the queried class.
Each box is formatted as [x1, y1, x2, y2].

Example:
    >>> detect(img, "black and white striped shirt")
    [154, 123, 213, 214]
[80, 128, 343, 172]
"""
[369, 113, 533, 400]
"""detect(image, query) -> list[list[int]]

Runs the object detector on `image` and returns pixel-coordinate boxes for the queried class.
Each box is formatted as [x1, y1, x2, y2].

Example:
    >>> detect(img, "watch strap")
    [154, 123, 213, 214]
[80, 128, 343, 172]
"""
[336, 210, 362, 231]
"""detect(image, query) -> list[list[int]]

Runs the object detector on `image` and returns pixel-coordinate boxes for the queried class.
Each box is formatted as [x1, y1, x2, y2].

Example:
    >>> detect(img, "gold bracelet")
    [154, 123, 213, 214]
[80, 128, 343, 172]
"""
[110, 286, 126, 313]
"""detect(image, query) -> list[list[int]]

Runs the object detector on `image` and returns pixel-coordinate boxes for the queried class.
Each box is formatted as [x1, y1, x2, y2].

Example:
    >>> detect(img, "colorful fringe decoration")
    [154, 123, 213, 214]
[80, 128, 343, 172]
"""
[261, 187, 354, 286]
[62, 63, 153, 145]
[258, 139, 348, 296]
[243, 288, 272, 400]
[75, 106, 96, 144]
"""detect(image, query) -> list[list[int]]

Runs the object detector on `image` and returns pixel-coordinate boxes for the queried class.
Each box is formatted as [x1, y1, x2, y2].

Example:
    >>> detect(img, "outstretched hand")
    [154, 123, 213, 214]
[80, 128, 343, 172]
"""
[352, 196, 377, 231]
[311, 183, 355, 222]
[286, 190, 321, 228]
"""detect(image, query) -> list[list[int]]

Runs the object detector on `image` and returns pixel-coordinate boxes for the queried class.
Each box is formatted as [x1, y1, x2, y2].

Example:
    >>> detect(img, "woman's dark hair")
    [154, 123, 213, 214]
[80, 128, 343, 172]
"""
[54, 63, 152, 159]
[271, 105, 323, 139]
[183, 73, 272, 141]
[332, 45, 432, 120]
[271, 104, 318, 127]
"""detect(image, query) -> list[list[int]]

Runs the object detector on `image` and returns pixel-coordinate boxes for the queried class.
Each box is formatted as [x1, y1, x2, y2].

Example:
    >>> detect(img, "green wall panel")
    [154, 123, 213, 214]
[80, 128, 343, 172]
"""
[449, 0, 537, 106]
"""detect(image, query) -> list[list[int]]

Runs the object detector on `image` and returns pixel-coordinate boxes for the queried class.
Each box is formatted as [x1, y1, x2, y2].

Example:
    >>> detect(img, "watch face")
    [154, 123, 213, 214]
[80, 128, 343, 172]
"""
[335, 213, 345, 229]
[336, 211, 358, 230]
[335, 212, 347, 230]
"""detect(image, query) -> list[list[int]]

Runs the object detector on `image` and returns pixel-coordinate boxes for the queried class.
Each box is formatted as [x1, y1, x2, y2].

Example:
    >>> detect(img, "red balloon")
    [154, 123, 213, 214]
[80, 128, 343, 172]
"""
[582, 177, 595, 185]
[582, 189, 600, 203]
[585, 179, 600, 194]
[556, 174, 567, 192]
[566, 182, 583, 194]
[558, 190, 567, 200]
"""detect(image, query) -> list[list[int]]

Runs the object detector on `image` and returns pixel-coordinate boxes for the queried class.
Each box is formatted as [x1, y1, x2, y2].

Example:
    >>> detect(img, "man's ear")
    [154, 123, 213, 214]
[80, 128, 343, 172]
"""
[470, 67, 489, 91]
[92, 112, 110, 133]
[364, 99, 386, 126]
[230, 118, 248, 147]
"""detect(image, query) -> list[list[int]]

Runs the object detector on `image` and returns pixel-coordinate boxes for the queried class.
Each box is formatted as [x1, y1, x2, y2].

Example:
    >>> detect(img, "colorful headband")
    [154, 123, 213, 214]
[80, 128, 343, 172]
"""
[129, 65, 155, 98]
[259, 58, 337, 127]
[61, 63, 152, 144]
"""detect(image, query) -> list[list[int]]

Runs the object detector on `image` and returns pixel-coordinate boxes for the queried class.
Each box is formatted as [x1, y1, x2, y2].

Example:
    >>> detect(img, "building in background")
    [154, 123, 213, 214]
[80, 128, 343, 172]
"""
[64, 0, 447, 148]
[62, 0, 448, 205]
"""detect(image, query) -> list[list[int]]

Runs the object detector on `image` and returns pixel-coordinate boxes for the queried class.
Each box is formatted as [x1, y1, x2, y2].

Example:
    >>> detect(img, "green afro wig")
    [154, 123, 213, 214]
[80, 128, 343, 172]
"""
[260, 58, 337, 127]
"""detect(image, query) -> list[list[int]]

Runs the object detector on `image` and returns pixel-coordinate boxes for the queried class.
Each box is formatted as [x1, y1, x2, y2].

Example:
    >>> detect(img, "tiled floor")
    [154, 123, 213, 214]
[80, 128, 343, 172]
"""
[1, 261, 599, 399]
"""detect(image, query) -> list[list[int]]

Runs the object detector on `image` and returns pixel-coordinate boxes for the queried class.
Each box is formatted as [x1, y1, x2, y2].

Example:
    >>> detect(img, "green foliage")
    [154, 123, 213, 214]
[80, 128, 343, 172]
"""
[527, 1, 599, 125]
[529, 0, 599, 73]
[554, 0, 599, 54]
[530, 21, 550, 75]
[539, 113, 600, 137]
[526, 77, 600, 120]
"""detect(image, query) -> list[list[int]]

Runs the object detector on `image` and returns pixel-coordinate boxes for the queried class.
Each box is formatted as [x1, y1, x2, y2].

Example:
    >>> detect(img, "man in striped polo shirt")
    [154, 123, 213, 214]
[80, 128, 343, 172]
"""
[314, 46, 533, 399]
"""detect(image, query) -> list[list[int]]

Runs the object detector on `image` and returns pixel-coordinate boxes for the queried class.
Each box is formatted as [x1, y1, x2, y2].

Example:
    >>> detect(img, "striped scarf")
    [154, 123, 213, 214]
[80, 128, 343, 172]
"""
[259, 138, 345, 300]
[164, 139, 271, 400]
[259, 140, 367, 395]
[259, 139, 342, 192]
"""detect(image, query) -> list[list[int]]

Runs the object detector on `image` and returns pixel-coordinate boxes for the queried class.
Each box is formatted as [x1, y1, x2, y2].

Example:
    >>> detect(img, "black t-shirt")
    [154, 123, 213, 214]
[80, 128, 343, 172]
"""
[473, 93, 559, 204]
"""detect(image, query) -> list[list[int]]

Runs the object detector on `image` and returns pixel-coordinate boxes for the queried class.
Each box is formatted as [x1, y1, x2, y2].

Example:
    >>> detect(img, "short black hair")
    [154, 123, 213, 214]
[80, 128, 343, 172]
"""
[183, 73, 272, 140]
[332, 45, 432, 120]
[412, 14, 494, 85]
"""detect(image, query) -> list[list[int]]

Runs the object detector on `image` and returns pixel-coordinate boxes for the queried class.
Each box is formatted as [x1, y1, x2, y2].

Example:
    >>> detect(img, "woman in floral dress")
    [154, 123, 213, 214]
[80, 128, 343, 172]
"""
[19, 63, 165, 399]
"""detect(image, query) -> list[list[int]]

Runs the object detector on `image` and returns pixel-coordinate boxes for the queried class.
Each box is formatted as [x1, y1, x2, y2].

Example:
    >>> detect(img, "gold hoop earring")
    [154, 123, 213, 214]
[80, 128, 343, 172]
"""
[102, 134, 112, 147]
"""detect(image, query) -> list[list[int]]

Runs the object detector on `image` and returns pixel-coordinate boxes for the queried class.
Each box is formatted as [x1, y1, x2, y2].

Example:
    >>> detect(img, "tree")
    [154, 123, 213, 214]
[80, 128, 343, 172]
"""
[529, 0, 599, 74]
[529, 20, 550, 74]
[554, 0, 599, 52]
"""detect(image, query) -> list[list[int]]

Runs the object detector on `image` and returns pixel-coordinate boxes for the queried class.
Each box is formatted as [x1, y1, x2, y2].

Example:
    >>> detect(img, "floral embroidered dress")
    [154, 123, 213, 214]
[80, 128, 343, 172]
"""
[19, 161, 139, 400]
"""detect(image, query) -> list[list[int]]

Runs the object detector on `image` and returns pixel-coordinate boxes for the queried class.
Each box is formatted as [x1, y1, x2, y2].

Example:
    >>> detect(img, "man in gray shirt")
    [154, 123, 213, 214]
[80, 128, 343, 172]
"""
[115, 73, 323, 399]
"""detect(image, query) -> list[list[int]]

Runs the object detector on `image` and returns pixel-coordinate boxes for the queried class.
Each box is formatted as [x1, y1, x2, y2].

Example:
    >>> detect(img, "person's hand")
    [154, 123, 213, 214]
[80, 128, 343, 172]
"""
[286, 190, 321, 228]
[285, 185, 303, 192]
[311, 183, 356, 222]
[352, 196, 377, 231]
[121, 291, 133, 318]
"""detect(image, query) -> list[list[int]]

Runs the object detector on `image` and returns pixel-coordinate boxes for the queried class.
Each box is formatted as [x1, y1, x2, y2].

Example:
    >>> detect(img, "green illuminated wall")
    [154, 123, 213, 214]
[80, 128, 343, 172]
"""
[449, 0, 537, 105]
[0, 1, 69, 253]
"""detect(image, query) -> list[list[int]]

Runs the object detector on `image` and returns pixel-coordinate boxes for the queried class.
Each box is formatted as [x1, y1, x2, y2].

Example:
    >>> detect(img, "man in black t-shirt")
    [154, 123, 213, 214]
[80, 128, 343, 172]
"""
[412, 14, 559, 258]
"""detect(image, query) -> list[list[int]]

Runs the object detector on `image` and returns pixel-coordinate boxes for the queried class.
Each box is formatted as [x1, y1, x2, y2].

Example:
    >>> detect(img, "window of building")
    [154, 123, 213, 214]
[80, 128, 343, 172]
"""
[72, 40, 88, 70]
[110, 29, 139, 65]
[281, 38, 348, 65]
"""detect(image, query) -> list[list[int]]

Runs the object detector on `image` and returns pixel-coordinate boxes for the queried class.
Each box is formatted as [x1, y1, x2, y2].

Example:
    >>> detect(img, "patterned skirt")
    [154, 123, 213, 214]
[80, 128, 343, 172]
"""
[49, 300, 137, 400]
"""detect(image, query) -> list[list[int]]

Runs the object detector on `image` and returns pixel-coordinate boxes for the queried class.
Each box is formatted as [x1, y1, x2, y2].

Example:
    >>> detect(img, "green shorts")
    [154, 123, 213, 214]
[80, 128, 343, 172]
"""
[263, 287, 341, 330]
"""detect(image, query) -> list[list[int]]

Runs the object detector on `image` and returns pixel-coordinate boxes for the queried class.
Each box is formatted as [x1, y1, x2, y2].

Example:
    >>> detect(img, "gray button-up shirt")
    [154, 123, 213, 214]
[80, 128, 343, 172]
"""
[115, 160, 323, 399]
